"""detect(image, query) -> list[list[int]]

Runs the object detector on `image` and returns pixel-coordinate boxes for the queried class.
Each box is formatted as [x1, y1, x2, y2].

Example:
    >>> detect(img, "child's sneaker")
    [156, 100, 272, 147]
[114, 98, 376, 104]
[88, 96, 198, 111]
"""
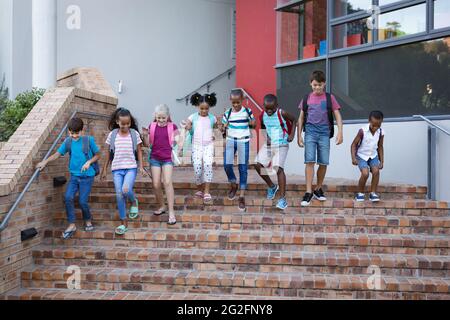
[313, 188, 327, 201]
[267, 185, 279, 200]
[228, 184, 238, 201]
[301, 192, 314, 207]
[276, 197, 288, 211]
[369, 192, 380, 202]
[355, 193, 365, 202]
[238, 197, 246, 212]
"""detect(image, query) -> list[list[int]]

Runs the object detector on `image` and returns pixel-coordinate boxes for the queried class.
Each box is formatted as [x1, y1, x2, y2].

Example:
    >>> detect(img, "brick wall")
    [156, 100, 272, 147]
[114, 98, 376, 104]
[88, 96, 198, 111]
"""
[0, 68, 117, 294]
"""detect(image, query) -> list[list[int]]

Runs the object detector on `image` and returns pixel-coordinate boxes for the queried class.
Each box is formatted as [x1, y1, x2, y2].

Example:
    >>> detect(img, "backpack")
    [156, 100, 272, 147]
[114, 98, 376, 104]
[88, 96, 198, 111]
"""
[302, 93, 335, 138]
[148, 122, 179, 164]
[223, 107, 254, 139]
[259, 108, 293, 138]
[109, 128, 139, 162]
[189, 113, 216, 140]
[65, 136, 100, 176]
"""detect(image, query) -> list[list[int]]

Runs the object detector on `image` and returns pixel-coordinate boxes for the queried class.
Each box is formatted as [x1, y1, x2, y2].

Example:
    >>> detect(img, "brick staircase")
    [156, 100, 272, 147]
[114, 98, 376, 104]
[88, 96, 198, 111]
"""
[1, 170, 450, 300]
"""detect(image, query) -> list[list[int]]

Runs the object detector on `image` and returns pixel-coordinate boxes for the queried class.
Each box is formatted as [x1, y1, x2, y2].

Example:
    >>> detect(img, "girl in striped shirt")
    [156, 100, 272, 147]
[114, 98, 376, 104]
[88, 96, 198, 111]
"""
[101, 108, 147, 235]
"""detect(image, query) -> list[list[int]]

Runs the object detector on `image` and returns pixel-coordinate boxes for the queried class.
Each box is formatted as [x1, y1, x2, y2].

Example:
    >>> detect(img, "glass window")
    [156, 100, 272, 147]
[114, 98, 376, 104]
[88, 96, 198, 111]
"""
[330, 37, 450, 120]
[378, 3, 426, 41]
[332, 18, 372, 49]
[378, 0, 402, 6]
[277, 60, 327, 116]
[333, 0, 372, 17]
[277, 0, 327, 64]
[434, 0, 450, 30]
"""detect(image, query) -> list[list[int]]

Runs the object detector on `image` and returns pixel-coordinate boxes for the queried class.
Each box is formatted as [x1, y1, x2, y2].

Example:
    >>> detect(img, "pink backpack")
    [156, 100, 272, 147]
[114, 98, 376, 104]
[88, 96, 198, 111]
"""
[149, 122, 176, 148]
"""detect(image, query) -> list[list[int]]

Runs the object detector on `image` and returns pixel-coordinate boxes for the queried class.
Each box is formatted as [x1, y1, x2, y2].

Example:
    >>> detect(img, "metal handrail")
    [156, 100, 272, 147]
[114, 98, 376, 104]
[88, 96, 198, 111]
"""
[177, 66, 236, 103]
[0, 111, 111, 234]
[235, 87, 264, 112]
[413, 115, 450, 136]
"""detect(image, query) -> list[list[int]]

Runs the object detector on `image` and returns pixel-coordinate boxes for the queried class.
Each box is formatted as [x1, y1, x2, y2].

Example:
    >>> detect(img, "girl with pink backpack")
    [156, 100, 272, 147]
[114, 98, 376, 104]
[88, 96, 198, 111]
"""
[144, 104, 180, 225]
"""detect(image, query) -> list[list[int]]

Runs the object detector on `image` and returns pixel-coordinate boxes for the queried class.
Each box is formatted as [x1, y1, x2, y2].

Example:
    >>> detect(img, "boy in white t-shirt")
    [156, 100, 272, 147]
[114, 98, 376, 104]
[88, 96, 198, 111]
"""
[351, 111, 385, 202]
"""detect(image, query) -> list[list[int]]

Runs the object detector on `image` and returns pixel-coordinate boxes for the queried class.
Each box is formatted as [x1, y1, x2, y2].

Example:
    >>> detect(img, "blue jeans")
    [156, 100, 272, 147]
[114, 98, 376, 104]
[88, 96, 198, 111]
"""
[112, 169, 137, 220]
[304, 124, 330, 166]
[224, 138, 250, 190]
[150, 158, 173, 167]
[64, 175, 95, 223]
[357, 155, 380, 170]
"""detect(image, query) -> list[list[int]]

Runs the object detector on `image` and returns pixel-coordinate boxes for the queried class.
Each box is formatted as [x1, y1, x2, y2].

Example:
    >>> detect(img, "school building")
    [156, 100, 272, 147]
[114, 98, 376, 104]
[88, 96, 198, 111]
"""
[1, 0, 449, 201]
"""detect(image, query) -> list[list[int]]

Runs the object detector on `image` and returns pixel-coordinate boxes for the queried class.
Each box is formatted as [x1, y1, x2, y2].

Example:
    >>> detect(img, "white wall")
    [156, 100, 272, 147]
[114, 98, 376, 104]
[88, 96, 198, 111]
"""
[0, 0, 32, 98]
[0, 0, 13, 97]
[56, 0, 236, 126]
[285, 120, 450, 202]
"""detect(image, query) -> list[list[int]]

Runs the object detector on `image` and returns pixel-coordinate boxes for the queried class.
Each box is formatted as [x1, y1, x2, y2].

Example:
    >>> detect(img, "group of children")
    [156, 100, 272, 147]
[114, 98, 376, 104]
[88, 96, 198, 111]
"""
[36, 70, 385, 238]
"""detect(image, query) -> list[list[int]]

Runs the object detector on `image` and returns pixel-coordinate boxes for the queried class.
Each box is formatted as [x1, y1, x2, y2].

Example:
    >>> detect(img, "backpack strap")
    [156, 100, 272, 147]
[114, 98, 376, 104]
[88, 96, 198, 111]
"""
[259, 112, 265, 129]
[325, 93, 335, 138]
[208, 114, 216, 128]
[190, 113, 199, 136]
[109, 129, 119, 159]
[225, 108, 233, 123]
[65, 137, 72, 157]
[277, 109, 288, 137]
[167, 123, 175, 147]
[82, 136, 90, 159]
[149, 122, 157, 147]
[130, 129, 139, 161]
[302, 94, 310, 132]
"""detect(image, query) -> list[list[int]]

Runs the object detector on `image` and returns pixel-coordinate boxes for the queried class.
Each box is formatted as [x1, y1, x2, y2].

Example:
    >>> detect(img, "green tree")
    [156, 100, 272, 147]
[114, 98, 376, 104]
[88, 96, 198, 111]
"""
[0, 88, 45, 142]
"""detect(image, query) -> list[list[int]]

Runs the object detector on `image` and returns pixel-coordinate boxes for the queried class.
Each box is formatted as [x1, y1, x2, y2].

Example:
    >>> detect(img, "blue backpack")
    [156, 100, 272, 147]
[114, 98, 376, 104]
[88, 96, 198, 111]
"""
[64, 136, 100, 176]
[189, 113, 216, 141]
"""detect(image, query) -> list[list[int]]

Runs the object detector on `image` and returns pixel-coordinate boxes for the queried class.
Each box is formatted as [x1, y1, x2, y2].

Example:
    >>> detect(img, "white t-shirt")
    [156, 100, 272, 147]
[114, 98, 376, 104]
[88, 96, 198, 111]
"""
[357, 124, 384, 161]
[106, 130, 143, 171]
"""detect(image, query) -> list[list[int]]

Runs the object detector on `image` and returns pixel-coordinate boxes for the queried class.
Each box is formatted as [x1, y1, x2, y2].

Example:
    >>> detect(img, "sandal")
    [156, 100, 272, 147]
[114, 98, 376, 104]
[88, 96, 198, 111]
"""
[115, 225, 128, 235]
[129, 199, 139, 219]
[194, 191, 204, 199]
[62, 227, 77, 240]
[84, 224, 95, 232]
[153, 207, 167, 216]
[203, 193, 212, 203]
[168, 215, 177, 225]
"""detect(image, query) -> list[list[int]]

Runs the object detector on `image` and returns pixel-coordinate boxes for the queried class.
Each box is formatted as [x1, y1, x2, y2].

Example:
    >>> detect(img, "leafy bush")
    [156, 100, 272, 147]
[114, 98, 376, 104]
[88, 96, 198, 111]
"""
[0, 88, 45, 142]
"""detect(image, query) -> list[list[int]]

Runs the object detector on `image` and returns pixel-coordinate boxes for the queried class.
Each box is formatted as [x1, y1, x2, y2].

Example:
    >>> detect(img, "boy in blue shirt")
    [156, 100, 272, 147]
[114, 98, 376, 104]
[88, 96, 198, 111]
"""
[36, 118, 100, 239]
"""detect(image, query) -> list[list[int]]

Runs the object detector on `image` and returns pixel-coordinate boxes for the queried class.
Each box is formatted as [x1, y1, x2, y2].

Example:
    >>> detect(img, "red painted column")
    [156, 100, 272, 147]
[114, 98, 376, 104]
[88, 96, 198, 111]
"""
[235, 0, 277, 112]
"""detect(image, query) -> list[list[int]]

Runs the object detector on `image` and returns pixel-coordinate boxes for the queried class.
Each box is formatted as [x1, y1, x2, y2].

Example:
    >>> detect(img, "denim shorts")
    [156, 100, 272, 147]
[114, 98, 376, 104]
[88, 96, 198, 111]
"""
[357, 155, 380, 170]
[304, 124, 330, 166]
[150, 158, 173, 167]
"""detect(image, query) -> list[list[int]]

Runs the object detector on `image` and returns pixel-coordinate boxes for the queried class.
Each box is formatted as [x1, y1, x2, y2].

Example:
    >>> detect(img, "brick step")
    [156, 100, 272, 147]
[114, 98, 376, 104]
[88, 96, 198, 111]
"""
[91, 184, 426, 200]
[94, 181, 428, 197]
[0, 288, 295, 300]
[83, 194, 449, 217]
[31, 246, 450, 277]
[20, 266, 450, 299]
[43, 227, 450, 255]
[52, 210, 450, 235]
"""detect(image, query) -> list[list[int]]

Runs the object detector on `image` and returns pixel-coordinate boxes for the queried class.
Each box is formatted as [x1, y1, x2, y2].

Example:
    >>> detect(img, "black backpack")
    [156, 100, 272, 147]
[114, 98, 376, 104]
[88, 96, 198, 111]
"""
[65, 136, 100, 176]
[302, 93, 335, 139]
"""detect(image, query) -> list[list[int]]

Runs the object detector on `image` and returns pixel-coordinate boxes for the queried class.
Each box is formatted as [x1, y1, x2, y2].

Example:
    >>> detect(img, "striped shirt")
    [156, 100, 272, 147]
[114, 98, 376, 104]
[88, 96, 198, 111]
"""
[106, 130, 142, 171]
[222, 107, 255, 142]
[262, 110, 289, 146]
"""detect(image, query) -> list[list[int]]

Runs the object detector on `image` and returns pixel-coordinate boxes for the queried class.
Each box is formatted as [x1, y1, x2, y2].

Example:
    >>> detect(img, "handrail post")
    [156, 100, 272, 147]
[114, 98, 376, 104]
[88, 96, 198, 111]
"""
[428, 126, 437, 200]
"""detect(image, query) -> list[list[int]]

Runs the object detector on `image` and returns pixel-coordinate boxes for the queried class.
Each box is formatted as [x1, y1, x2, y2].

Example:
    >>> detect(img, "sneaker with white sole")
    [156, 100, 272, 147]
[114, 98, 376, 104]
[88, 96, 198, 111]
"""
[355, 193, 365, 202]
[301, 192, 314, 207]
[276, 197, 288, 211]
[267, 185, 279, 200]
[313, 188, 327, 201]
[369, 192, 380, 202]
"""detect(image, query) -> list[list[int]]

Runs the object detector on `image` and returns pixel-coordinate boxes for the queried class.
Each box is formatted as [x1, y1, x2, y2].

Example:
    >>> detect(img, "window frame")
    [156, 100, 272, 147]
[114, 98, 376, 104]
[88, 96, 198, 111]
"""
[275, 0, 450, 123]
